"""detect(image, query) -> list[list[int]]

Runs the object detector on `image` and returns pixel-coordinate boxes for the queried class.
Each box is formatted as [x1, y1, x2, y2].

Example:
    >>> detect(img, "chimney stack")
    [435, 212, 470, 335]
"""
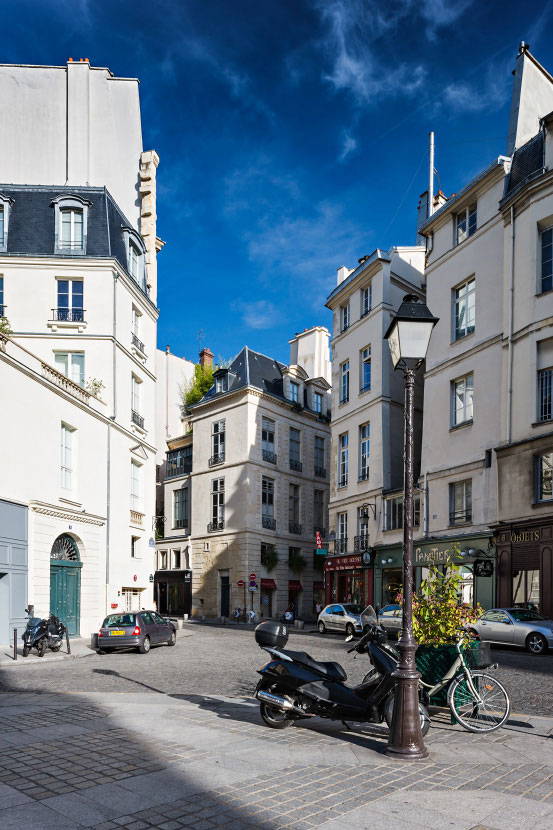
[199, 347, 214, 369]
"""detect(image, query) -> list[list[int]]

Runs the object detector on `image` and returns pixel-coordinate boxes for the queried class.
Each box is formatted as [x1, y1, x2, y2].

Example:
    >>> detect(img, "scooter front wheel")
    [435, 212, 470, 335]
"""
[384, 696, 431, 737]
[36, 639, 47, 657]
[22, 646, 30, 658]
[260, 701, 294, 729]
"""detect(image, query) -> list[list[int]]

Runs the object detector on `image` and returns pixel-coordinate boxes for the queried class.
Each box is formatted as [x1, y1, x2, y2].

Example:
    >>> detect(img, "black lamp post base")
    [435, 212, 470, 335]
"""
[385, 656, 429, 761]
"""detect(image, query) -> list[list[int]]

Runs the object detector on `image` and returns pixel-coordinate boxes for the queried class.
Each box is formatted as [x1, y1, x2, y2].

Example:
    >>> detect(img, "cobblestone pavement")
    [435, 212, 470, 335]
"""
[0, 685, 553, 830]
[2, 625, 553, 716]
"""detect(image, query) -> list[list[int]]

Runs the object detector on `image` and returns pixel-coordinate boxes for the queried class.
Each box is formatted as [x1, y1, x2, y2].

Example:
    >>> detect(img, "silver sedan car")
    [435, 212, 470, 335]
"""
[471, 608, 553, 655]
[317, 603, 367, 636]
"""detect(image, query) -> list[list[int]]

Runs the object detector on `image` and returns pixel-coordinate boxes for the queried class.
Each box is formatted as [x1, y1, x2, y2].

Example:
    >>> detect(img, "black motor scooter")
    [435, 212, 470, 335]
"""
[22, 610, 66, 657]
[254, 616, 430, 734]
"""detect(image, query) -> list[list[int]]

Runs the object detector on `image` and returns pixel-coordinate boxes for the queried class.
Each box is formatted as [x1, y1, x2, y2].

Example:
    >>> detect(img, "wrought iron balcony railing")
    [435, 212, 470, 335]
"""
[449, 509, 472, 526]
[314, 466, 327, 478]
[166, 462, 192, 479]
[51, 308, 85, 322]
[132, 332, 145, 353]
[262, 450, 277, 464]
[209, 453, 225, 466]
[354, 535, 370, 552]
[289, 522, 302, 535]
[208, 520, 225, 532]
[262, 516, 276, 530]
[289, 459, 302, 472]
[0, 304, 6, 317]
[358, 468, 369, 482]
[334, 538, 348, 554]
[174, 518, 189, 530]
[131, 410, 144, 429]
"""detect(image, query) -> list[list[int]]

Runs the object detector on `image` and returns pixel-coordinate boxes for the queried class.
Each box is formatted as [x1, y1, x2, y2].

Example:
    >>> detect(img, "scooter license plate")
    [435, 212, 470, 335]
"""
[109, 630, 125, 636]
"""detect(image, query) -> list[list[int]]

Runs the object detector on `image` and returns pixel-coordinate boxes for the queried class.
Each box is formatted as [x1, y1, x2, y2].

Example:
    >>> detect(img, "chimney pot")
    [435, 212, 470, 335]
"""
[199, 347, 214, 369]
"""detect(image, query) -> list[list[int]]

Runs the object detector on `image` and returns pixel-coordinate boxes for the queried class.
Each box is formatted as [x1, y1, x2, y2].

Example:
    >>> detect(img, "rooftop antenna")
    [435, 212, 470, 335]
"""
[428, 131, 435, 217]
[198, 329, 204, 356]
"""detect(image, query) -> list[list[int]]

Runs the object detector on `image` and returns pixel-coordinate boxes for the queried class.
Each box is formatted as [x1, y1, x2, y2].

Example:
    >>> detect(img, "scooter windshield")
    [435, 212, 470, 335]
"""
[360, 606, 377, 627]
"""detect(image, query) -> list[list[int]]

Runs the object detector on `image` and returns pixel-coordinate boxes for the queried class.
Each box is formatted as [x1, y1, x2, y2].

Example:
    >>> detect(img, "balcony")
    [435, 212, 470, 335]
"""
[354, 536, 370, 552]
[289, 522, 302, 535]
[334, 538, 348, 554]
[174, 519, 189, 530]
[51, 308, 85, 323]
[449, 509, 472, 526]
[209, 453, 225, 467]
[314, 466, 327, 478]
[313, 527, 326, 539]
[289, 459, 302, 472]
[132, 332, 146, 354]
[262, 450, 277, 464]
[337, 476, 348, 489]
[262, 516, 276, 530]
[208, 520, 225, 532]
[131, 410, 145, 429]
[130, 509, 144, 526]
[358, 469, 369, 482]
[42, 362, 90, 404]
[166, 462, 192, 479]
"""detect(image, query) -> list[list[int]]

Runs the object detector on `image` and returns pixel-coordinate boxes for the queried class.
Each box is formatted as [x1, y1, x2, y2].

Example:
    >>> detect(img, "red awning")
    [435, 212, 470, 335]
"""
[313, 581, 324, 590]
[289, 580, 303, 591]
[260, 578, 277, 589]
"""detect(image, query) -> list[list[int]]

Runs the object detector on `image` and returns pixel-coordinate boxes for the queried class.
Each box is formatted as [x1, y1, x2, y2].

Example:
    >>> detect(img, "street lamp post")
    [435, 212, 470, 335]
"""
[384, 294, 438, 761]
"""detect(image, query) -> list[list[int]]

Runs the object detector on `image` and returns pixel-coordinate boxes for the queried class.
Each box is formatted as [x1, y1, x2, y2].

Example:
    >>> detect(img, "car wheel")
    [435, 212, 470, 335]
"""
[138, 636, 151, 654]
[526, 632, 547, 655]
[167, 630, 176, 646]
[318, 621, 326, 634]
[345, 623, 355, 638]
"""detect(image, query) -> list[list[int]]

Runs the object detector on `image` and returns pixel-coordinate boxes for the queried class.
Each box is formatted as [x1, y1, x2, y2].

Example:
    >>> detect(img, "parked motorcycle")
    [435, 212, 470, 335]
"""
[22, 610, 66, 657]
[254, 612, 430, 734]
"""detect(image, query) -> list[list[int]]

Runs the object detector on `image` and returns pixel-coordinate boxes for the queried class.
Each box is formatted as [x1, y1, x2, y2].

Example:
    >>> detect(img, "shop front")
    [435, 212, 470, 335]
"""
[494, 519, 553, 618]
[313, 580, 325, 614]
[373, 533, 495, 610]
[324, 553, 373, 608]
[154, 570, 192, 617]
[288, 579, 302, 616]
[260, 578, 276, 618]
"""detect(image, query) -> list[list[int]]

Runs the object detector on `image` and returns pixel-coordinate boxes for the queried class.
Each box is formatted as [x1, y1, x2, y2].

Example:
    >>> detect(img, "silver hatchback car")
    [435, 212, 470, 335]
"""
[317, 603, 367, 636]
[471, 607, 553, 654]
[97, 611, 176, 654]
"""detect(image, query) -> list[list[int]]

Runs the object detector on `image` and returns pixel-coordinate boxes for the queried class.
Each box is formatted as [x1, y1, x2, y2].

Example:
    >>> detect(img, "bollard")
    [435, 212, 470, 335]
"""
[65, 627, 71, 655]
[13, 628, 17, 660]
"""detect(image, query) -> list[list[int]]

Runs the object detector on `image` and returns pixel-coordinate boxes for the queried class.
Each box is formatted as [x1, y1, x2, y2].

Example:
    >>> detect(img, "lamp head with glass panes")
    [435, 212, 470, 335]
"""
[384, 294, 439, 369]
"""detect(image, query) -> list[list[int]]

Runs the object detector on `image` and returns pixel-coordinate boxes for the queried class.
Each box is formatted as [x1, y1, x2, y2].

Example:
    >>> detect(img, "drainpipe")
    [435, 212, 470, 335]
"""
[424, 471, 429, 538]
[507, 206, 515, 444]
[166, 345, 170, 438]
[105, 422, 111, 615]
[112, 272, 118, 420]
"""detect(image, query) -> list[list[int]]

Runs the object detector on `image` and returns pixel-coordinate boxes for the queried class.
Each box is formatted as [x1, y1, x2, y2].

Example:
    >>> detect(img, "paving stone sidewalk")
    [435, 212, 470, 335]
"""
[0, 690, 552, 830]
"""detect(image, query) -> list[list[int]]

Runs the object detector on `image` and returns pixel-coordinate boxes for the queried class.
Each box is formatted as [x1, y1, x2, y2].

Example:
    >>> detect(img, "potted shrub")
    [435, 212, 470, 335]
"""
[261, 546, 279, 572]
[288, 549, 306, 573]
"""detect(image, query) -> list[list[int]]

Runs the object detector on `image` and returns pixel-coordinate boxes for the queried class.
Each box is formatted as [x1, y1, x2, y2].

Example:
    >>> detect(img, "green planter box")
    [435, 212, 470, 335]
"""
[415, 642, 481, 707]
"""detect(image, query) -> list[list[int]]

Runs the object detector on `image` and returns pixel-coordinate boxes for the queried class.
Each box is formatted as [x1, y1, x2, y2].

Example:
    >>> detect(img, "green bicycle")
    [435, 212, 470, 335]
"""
[419, 631, 511, 733]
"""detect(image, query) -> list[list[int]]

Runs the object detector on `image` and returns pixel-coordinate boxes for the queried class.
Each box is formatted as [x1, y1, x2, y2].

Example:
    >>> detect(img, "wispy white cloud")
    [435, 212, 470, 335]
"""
[443, 64, 510, 113]
[232, 299, 281, 329]
[338, 130, 358, 163]
[419, 0, 473, 40]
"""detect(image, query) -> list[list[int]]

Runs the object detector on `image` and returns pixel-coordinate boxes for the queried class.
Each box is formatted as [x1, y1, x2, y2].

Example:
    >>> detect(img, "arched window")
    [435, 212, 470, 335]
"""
[0, 194, 14, 253]
[50, 534, 80, 561]
[51, 194, 92, 255]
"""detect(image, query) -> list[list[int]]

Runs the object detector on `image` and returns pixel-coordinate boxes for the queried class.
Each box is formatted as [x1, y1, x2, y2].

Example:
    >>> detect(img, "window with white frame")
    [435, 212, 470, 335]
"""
[131, 536, 139, 559]
[360, 346, 371, 392]
[0, 194, 13, 252]
[131, 375, 142, 421]
[538, 368, 553, 422]
[454, 278, 475, 340]
[60, 423, 74, 490]
[56, 279, 84, 322]
[262, 416, 276, 461]
[174, 487, 189, 529]
[359, 423, 370, 481]
[452, 374, 473, 426]
[313, 391, 323, 413]
[340, 360, 350, 404]
[262, 476, 275, 522]
[361, 284, 372, 317]
[383, 494, 420, 530]
[130, 461, 141, 512]
[338, 432, 348, 487]
[54, 352, 84, 387]
[0, 207, 3, 246]
[289, 381, 299, 403]
[211, 420, 225, 463]
[314, 435, 325, 476]
[450, 480, 472, 525]
[340, 303, 350, 332]
[337, 512, 348, 553]
[0, 275, 4, 316]
[128, 241, 140, 280]
[289, 427, 301, 471]
[211, 478, 225, 527]
[215, 374, 226, 393]
[541, 227, 553, 293]
[52, 195, 90, 254]
[289, 484, 300, 528]
[537, 452, 553, 501]
[455, 202, 477, 245]
[131, 306, 144, 352]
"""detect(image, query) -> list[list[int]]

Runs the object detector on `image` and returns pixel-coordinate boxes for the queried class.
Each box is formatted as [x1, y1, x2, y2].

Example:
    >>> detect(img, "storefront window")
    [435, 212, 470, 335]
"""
[512, 569, 540, 610]
[458, 566, 474, 606]
[382, 568, 402, 605]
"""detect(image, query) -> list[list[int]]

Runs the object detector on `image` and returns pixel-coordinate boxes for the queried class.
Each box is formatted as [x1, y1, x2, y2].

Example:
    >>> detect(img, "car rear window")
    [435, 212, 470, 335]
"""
[102, 614, 135, 627]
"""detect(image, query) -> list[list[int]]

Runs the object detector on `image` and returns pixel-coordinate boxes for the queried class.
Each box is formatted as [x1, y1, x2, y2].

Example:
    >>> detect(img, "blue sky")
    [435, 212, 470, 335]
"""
[4, 0, 553, 364]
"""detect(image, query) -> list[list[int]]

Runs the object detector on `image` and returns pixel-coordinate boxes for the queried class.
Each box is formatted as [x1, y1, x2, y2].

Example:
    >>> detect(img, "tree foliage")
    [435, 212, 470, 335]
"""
[179, 363, 215, 414]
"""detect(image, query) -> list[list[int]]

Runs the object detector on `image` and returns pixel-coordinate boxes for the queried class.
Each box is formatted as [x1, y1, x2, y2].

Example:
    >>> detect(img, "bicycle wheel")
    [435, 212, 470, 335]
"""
[448, 672, 510, 733]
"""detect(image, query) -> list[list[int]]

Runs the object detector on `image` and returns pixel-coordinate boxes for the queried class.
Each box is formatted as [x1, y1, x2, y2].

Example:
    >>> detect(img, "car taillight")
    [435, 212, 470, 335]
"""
[98, 630, 103, 637]
[133, 626, 141, 635]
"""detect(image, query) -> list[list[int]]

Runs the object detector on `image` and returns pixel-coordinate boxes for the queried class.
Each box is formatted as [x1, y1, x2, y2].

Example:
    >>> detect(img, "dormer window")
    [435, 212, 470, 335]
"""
[213, 368, 228, 394]
[128, 241, 140, 280]
[0, 194, 14, 253]
[121, 226, 147, 291]
[52, 194, 91, 255]
[290, 381, 299, 403]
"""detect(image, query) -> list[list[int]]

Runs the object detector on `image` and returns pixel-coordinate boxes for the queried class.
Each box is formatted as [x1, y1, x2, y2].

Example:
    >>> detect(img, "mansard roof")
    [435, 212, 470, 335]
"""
[0, 184, 149, 296]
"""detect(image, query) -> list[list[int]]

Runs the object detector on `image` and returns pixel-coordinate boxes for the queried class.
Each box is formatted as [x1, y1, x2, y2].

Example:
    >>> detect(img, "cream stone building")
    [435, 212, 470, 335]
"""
[324, 247, 426, 609]
[155, 329, 331, 620]
[0, 59, 161, 643]
[417, 44, 553, 618]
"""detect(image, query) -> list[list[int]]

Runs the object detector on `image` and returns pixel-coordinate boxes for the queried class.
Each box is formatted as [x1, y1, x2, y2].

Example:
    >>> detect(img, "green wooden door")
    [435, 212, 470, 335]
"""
[50, 562, 81, 636]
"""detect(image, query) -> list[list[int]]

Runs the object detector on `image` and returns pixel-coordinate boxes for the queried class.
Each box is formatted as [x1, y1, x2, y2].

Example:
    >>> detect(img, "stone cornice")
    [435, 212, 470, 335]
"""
[30, 501, 106, 526]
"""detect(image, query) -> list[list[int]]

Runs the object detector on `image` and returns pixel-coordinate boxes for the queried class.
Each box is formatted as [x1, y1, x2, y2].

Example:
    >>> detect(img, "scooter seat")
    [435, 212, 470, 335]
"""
[282, 650, 347, 682]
